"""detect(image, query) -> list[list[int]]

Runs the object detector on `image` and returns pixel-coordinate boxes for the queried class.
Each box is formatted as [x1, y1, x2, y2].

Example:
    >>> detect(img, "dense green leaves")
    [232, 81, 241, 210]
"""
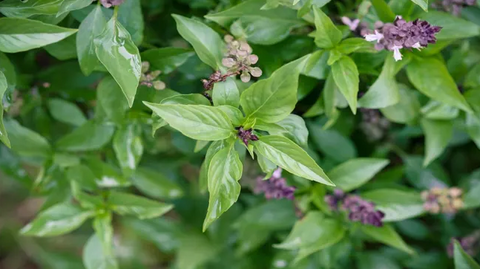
[107, 192, 173, 219]
[0, 17, 77, 53]
[172, 14, 225, 69]
[253, 135, 334, 186]
[240, 56, 308, 123]
[94, 16, 141, 107]
[131, 168, 184, 200]
[203, 144, 243, 231]
[328, 158, 389, 191]
[56, 121, 115, 151]
[332, 56, 359, 114]
[406, 57, 472, 113]
[144, 103, 234, 141]
[4, 119, 51, 158]
[47, 98, 87, 126]
[21, 203, 95, 237]
[312, 6, 342, 49]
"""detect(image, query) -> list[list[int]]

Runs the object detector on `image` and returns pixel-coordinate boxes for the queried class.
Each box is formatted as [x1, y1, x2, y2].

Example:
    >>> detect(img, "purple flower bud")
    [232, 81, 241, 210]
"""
[237, 127, 258, 146]
[255, 175, 296, 200]
[100, 0, 125, 8]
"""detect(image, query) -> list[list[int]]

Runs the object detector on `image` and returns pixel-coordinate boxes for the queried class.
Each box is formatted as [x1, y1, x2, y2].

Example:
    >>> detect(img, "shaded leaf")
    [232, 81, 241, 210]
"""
[328, 158, 389, 192]
[108, 191, 173, 219]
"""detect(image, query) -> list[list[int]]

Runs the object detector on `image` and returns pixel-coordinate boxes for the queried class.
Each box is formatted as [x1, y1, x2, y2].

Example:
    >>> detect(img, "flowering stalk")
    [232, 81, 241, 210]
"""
[421, 187, 463, 214]
[140, 62, 166, 90]
[254, 168, 296, 200]
[325, 189, 385, 227]
[364, 16, 442, 61]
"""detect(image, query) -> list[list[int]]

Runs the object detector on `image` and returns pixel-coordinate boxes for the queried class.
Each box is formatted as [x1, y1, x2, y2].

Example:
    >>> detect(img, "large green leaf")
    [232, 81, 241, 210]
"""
[312, 6, 342, 49]
[86, 159, 131, 188]
[0, 0, 63, 18]
[361, 224, 414, 254]
[203, 144, 243, 231]
[93, 212, 114, 256]
[381, 86, 420, 124]
[117, 0, 143, 45]
[199, 140, 229, 192]
[454, 240, 480, 269]
[240, 56, 308, 123]
[253, 135, 334, 186]
[107, 191, 173, 219]
[77, 4, 107, 75]
[47, 98, 87, 126]
[113, 123, 143, 175]
[140, 47, 194, 74]
[328, 158, 389, 191]
[212, 77, 240, 108]
[371, 0, 397, 20]
[421, 118, 454, 167]
[131, 168, 184, 200]
[331, 56, 359, 114]
[275, 212, 345, 262]
[0, 72, 9, 147]
[58, 0, 93, 17]
[172, 14, 225, 70]
[4, 119, 51, 158]
[205, 0, 304, 45]
[308, 122, 357, 163]
[420, 11, 480, 40]
[406, 57, 472, 113]
[362, 189, 425, 222]
[144, 103, 234, 141]
[20, 203, 95, 237]
[462, 182, 480, 209]
[255, 114, 309, 146]
[466, 113, 480, 150]
[410, 0, 428, 11]
[56, 121, 115, 151]
[0, 17, 77, 53]
[83, 235, 118, 269]
[94, 16, 141, 107]
[96, 76, 129, 124]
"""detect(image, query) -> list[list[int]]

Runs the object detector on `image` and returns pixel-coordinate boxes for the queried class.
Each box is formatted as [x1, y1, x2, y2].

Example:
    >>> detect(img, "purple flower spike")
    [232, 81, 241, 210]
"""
[255, 169, 296, 200]
[237, 127, 259, 146]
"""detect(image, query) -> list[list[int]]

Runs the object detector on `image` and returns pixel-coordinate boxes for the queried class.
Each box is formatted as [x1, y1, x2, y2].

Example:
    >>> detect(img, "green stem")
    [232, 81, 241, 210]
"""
[113, 6, 119, 19]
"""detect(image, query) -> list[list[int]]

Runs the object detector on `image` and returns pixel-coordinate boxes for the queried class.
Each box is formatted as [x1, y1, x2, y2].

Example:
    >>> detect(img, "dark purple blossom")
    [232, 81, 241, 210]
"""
[255, 169, 296, 200]
[365, 16, 442, 61]
[447, 231, 480, 257]
[237, 127, 259, 146]
[324, 189, 345, 211]
[100, 0, 125, 8]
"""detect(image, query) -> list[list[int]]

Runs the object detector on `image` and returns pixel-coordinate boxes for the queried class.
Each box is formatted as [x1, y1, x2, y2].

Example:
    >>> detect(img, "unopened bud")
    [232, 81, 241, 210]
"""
[240, 72, 251, 83]
[150, 70, 161, 79]
[222, 57, 236, 68]
[153, 81, 166, 90]
[141, 61, 150, 73]
[248, 54, 259, 64]
[250, 67, 262, 78]
[224, 35, 234, 43]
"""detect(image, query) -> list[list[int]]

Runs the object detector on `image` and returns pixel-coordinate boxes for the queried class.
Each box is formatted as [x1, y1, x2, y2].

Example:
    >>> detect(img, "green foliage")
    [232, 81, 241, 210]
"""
[1, 0, 480, 268]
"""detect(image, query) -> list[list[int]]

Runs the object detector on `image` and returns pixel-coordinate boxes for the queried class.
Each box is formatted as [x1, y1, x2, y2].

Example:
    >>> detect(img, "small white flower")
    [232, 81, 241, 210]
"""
[392, 45, 403, 61]
[341, 17, 360, 31]
[364, 30, 384, 43]
[412, 42, 423, 50]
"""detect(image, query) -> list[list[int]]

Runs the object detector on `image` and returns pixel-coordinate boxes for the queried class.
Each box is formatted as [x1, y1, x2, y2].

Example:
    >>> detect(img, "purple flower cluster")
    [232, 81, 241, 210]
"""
[255, 169, 296, 200]
[237, 127, 259, 146]
[447, 231, 480, 257]
[100, 0, 125, 8]
[365, 16, 442, 61]
[325, 189, 385, 227]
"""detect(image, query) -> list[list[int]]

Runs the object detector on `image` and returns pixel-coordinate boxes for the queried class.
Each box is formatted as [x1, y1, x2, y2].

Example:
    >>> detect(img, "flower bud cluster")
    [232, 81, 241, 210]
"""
[421, 187, 463, 214]
[140, 62, 166, 90]
[325, 189, 385, 227]
[236, 127, 259, 146]
[222, 35, 262, 83]
[100, 0, 125, 8]
[254, 168, 296, 200]
[365, 16, 442, 61]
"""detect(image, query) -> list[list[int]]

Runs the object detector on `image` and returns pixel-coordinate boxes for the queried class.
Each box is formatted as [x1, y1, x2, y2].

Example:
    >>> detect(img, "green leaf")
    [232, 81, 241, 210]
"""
[203, 143, 243, 231]
[140, 47, 194, 74]
[466, 113, 480, 149]
[331, 56, 359, 114]
[0, 72, 9, 147]
[58, 0, 93, 17]
[253, 135, 334, 186]
[371, 0, 397, 21]
[361, 224, 414, 254]
[47, 98, 87, 126]
[83, 235, 118, 269]
[308, 123, 357, 163]
[358, 55, 400, 109]
[302, 50, 329, 80]
[172, 14, 225, 70]
[421, 118, 454, 166]
[312, 6, 342, 49]
[20, 203, 95, 237]
[113, 123, 143, 175]
[420, 11, 480, 40]
[94, 16, 141, 107]
[205, 0, 304, 45]
[117, 0, 143, 45]
[56, 121, 115, 151]
[44, 34, 77, 60]
[328, 158, 389, 192]
[131, 168, 184, 200]
[122, 218, 181, 253]
[362, 189, 425, 222]
[381, 86, 420, 124]
[144, 103, 234, 141]
[4, 119, 51, 158]
[93, 212, 114, 256]
[77, 4, 107, 75]
[337, 38, 375, 55]
[421, 101, 459, 120]
[454, 240, 480, 269]
[275, 212, 345, 262]
[66, 164, 98, 190]
[0, 0, 63, 18]
[199, 140, 229, 192]
[410, 0, 428, 11]
[406, 57, 472, 113]
[462, 182, 480, 209]
[465, 63, 480, 88]
[255, 114, 309, 146]
[212, 77, 240, 108]
[86, 159, 130, 188]
[107, 191, 173, 219]
[0, 17, 77, 53]
[96, 76, 129, 124]
[240, 56, 308, 123]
